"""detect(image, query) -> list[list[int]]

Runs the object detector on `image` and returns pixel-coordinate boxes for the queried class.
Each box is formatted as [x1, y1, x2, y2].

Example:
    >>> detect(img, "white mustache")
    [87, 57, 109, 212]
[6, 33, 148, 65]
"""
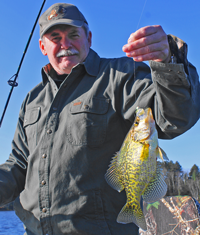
[56, 49, 79, 58]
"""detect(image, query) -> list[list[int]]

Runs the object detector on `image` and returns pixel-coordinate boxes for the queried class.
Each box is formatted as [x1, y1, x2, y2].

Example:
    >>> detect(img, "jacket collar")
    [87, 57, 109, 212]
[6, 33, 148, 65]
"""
[41, 48, 100, 85]
[83, 48, 100, 76]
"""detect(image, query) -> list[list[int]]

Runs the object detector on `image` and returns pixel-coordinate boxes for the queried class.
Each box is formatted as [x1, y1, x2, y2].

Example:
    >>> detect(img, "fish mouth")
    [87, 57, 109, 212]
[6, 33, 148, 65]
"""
[135, 107, 154, 123]
[132, 107, 155, 142]
[146, 108, 154, 122]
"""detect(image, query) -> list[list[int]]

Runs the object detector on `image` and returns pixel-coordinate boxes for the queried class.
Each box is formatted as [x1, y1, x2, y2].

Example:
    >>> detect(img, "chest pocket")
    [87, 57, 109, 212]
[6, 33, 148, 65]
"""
[67, 98, 109, 147]
[23, 107, 41, 148]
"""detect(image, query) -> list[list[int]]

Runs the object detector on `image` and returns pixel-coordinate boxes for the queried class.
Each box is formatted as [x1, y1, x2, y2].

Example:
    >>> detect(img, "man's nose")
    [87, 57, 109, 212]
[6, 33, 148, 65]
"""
[60, 37, 71, 49]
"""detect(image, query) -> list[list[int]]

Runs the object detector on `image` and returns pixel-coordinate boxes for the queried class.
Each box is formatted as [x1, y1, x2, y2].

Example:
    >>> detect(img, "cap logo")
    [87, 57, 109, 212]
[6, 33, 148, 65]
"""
[48, 9, 58, 21]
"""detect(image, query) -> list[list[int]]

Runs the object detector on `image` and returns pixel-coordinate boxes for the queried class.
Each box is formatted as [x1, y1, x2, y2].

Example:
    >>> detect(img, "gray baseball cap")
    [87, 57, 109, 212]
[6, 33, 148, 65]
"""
[39, 3, 88, 38]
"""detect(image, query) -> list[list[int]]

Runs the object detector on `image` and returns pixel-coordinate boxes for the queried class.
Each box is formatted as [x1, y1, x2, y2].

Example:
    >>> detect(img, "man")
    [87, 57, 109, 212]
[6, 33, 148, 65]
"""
[0, 3, 199, 235]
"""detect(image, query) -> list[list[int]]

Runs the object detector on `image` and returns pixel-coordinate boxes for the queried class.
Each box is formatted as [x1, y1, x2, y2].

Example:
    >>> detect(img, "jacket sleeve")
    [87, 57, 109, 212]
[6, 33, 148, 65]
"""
[118, 35, 200, 139]
[0, 97, 29, 206]
[149, 35, 200, 139]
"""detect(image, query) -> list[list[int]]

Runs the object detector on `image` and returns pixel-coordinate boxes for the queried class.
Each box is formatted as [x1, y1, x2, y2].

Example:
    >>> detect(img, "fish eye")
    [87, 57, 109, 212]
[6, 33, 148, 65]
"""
[134, 117, 140, 126]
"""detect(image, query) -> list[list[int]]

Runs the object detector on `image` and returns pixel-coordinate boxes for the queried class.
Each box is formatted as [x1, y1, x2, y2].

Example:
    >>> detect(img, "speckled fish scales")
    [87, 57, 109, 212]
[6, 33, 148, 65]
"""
[105, 108, 168, 231]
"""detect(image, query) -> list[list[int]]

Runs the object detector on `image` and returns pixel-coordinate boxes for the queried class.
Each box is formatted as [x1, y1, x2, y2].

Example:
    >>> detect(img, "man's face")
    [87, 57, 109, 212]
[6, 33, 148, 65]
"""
[39, 25, 92, 74]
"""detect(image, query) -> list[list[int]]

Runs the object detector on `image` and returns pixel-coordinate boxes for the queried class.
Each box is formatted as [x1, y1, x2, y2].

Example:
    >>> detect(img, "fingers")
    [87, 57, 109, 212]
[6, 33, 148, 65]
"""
[125, 27, 166, 52]
[128, 25, 160, 43]
[122, 25, 170, 62]
[124, 41, 169, 62]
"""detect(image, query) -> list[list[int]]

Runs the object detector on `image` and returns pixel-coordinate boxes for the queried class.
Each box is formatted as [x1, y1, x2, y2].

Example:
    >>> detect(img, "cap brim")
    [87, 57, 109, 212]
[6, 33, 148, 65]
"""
[40, 19, 84, 38]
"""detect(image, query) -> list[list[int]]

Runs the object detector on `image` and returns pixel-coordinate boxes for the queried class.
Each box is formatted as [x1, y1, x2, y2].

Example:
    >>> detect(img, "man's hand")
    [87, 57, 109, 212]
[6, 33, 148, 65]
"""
[122, 25, 171, 63]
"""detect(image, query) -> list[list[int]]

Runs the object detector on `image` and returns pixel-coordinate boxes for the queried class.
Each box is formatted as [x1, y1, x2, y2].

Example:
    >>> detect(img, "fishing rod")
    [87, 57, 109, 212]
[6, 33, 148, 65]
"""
[0, 0, 46, 128]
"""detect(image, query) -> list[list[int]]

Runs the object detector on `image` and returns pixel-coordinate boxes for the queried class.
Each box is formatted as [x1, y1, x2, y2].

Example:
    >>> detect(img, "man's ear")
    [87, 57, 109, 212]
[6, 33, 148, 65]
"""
[88, 31, 92, 47]
[39, 39, 47, 56]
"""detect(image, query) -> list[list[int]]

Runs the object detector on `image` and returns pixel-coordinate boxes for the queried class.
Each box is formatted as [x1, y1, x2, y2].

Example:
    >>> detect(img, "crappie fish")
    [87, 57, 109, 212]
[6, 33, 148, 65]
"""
[105, 107, 168, 231]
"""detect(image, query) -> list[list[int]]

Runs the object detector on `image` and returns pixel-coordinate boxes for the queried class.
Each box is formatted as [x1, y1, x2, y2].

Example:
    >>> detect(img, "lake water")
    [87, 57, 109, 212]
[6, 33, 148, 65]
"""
[0, 211, 24, 234]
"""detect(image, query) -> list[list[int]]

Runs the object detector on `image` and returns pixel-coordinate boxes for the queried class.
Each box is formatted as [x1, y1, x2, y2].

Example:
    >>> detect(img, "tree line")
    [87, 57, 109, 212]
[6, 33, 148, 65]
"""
[160, 161, 200, 201]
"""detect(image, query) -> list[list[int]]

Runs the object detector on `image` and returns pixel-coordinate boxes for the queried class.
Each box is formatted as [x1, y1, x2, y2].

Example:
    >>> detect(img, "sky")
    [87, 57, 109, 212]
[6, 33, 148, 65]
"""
[0, 0, 199, 172]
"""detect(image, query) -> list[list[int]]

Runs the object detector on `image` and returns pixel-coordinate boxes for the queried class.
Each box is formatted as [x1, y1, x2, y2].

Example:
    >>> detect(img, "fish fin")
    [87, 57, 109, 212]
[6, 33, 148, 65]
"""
[105, 154, 124, 192]
[157, 147, 169, 161]
[142, 165, 167, 203]
[117, 202, 147, 231]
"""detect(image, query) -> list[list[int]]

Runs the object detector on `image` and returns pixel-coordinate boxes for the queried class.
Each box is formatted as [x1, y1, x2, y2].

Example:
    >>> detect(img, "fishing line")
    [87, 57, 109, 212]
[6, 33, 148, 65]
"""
[0, 0, 46, 128]
[136, 0, 148, 31]
[134, 0, 148, 108]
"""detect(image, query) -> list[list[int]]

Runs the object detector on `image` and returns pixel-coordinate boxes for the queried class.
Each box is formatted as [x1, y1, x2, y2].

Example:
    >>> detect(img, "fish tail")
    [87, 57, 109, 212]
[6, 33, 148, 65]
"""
[117, 202, 147, 231]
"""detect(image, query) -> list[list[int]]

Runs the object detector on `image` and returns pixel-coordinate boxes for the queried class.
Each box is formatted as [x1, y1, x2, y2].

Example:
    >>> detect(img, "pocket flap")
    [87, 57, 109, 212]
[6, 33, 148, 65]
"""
[23, 107, 41, 128]
[70, 98, 110, 115]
